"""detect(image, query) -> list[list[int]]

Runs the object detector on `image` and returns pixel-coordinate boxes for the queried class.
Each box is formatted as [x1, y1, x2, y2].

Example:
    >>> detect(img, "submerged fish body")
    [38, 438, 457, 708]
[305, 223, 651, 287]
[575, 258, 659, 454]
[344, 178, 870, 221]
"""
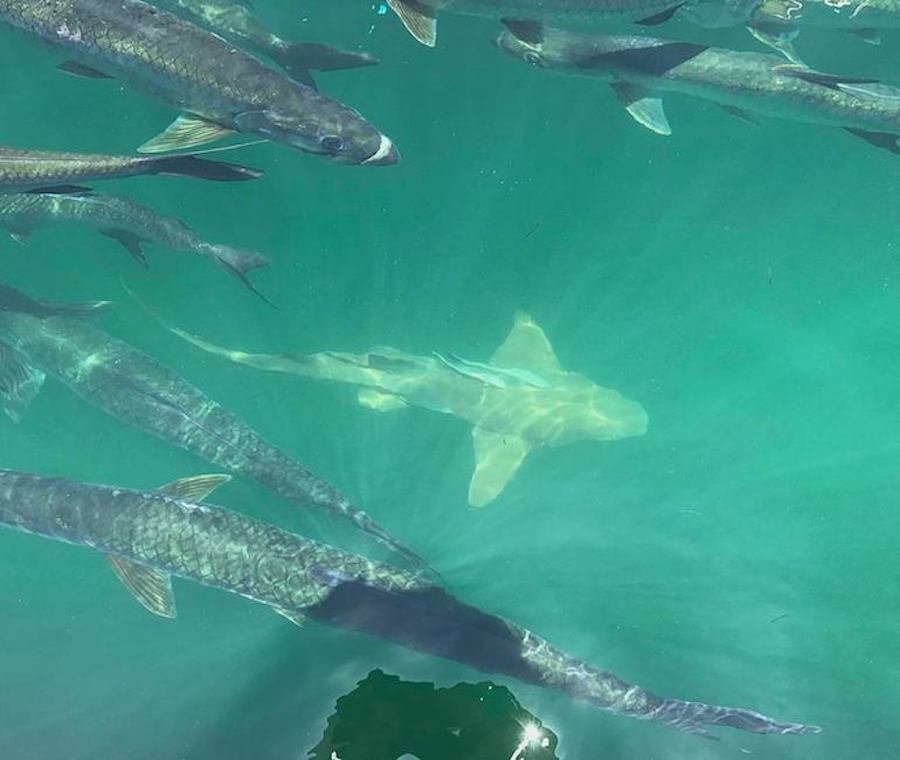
[158, 0, 379, 86]
[0, 289, 421, 566]
[385, 0, 695, 45]
[497, 26, 900, 149]
[0, 0, 397, 164]
[0, 191, 268, 284]
[163, 311, 649, 507]
[0, 467, 821, 739]
[0, 146, 261, 191]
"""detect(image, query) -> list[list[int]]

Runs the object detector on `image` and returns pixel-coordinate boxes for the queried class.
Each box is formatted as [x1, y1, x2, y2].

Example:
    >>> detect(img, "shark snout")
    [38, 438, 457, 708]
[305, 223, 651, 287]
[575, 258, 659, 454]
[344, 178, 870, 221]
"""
[362, 134, 400, 166]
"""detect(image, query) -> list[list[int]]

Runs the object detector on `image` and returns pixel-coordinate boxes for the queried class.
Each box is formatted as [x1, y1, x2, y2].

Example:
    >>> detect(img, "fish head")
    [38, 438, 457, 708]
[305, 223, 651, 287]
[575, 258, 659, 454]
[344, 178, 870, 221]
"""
[495, 28, 549, 69]
[234, 94, 399, 166]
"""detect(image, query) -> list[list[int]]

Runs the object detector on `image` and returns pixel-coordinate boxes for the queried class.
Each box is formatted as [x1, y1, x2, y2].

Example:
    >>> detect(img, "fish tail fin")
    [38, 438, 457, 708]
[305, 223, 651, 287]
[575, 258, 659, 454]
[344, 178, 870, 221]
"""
[271, 41, 379, 85]
[151, 155, 263, 182]
[647, 697, 821, 737]
[209, 245, 274, 306]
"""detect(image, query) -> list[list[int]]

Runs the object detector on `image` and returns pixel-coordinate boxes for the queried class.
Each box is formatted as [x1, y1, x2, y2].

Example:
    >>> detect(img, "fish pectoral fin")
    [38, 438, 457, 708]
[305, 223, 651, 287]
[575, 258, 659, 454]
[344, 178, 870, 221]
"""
[843, 128, 900, 155]
[156, 474, 232, 502]
[611, 83, 671, 135]
[387, 0, 437, 47]
[100, 228, 149, 268]
[636, 2, 684, 26]
[501, 19, 544, 46]
[468, 427, 533, 508]
[106, 555, 177, 619]
[57, 60, 114, 79]
[138, 114, 237, 154]
[274, 607, 306, 627]
[581, 43, 707, 78]
[358, 387, 408, 412]
[746, 23, 803, 64]
[0, 343, 46, 423]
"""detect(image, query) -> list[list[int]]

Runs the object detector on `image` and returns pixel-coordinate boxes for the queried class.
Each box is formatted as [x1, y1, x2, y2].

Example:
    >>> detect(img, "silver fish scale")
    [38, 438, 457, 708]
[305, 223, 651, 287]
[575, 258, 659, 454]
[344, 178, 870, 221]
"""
[0, 149, 153, 187]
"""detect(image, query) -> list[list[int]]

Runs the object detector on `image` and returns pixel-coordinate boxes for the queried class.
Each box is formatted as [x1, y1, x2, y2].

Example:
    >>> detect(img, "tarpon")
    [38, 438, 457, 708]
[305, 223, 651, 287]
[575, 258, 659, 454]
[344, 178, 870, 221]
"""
[0, 190, 268, 295]
[0, 467, 821, 739]
[0, 145, 261, 192]
[0, 0, 398, 164]
[158, 0, 378, 86]
[496, 23, 900, 154]
[0, 283, 424, 568]
[379, 0, 759, 47]
[157, 310, 649, 507]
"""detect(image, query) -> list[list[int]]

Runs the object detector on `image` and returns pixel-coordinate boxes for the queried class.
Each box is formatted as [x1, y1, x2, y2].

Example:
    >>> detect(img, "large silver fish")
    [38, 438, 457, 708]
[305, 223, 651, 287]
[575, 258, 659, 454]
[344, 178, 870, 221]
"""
[0, 284, 424, 569]
[497, 23, 900, 153]
[0, 0, 398, 164]
[0, 145, 261, 192]
[381, 0, 743, 46]
[0, 467, 821, 740]
[0, 191, 268, 295]
[158, 0, 378, 87]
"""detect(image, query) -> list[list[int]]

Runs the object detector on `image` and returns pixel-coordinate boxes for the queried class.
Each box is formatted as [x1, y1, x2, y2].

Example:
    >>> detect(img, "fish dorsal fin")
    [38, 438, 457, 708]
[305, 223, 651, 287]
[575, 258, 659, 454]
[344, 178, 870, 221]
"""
[274, 607, 306, 627]
[138, 114, 236, 154]
[490, 311, 561, 375]
[468, 427, 533, 507]
[0, 343, 46, 423]
[387, 0, 437, 47]
[100, 228, 148, 267]
[611, 83, 671, 135]
[156, 474, 231, 502]
[106, 555, 176, 618]
[501, 18, 544, 46]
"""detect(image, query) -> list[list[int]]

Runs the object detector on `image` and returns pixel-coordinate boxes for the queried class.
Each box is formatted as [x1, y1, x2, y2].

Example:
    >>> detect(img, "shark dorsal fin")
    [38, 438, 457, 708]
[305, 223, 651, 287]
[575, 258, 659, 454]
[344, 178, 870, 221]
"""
[490, 311, 561, 374]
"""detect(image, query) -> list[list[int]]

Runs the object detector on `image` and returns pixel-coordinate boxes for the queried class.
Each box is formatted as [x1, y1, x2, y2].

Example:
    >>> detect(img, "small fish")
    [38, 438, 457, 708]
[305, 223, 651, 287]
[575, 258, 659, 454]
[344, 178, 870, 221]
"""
[0, 0, 397, 164]
[0, 467, 820, 739]
[0, 145, 262, 192]
[497, 24, 900, 154]
[158, 0, 379, 87]
[0, 283, 424, 569]
[433, 351, 550, 389]
[0, 191, 268, 296]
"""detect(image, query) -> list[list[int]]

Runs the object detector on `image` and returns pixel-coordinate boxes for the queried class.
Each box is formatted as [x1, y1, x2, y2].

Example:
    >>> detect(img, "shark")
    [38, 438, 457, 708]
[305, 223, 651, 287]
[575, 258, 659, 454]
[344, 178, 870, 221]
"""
[0, 467, 820, 739]
[158, 310, 649, 508]
[0, 282, 425, 569]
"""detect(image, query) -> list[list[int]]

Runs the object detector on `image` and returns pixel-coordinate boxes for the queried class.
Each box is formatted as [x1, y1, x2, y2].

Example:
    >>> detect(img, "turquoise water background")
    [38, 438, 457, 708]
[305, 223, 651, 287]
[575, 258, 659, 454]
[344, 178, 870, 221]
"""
[1, 2, 899, 757]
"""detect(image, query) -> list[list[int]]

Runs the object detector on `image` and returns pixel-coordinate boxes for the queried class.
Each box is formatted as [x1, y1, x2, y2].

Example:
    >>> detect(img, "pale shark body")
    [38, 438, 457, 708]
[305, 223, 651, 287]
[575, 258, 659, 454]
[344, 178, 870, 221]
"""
[0, 0, 397, 164]
[157, 0, 379, 87]
[0, 468, 820, 739]
[497, 24, 900, 153]
[162, 311, 649, 507]
[0, 284, 423, 568]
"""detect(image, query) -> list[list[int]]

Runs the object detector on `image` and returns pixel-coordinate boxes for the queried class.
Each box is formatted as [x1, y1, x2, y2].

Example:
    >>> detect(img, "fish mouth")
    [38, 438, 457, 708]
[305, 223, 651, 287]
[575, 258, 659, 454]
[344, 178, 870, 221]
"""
[361, 134, 400, 166]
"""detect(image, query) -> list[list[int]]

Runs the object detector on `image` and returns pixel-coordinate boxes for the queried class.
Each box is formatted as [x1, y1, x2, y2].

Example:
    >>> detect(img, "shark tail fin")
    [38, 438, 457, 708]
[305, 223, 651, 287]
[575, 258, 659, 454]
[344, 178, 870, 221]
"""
[647, 697, 821, 738]
[270, 42, 379, 87]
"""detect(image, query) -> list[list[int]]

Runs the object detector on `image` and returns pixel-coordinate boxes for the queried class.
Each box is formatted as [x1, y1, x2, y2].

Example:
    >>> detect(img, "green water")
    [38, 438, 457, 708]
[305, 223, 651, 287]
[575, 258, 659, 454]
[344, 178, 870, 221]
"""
[1, 2, 898, 758]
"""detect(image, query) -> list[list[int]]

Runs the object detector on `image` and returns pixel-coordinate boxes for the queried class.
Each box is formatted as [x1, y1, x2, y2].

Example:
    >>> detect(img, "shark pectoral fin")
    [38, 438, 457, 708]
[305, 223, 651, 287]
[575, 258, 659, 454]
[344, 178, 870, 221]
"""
[100, 228, 149, 267]
[387, 0, 437, 47]
[851, 28, 882, 45]
[490, 311, 561, 375]
[358, 387, 408, 412]
[612, 83, 671, 135]
[274, 607, 306, 627]
[747, 23, 803, 64]
[106, 555, 177, 618]
[0, 343, 46, 423]
[501, 19, 544, 46]
[635, 2, 684, 26]
[57, 60, 114, 79]
[156, 474, 232, 502]
[468, 428, 533, 508]
[138, 114, 236, 154]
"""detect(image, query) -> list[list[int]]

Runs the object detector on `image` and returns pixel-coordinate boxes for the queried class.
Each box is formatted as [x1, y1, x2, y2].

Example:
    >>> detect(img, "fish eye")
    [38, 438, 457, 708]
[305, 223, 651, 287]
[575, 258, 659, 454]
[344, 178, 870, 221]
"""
[320, 135, 345, 153]
[523, 51, 542, 66]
